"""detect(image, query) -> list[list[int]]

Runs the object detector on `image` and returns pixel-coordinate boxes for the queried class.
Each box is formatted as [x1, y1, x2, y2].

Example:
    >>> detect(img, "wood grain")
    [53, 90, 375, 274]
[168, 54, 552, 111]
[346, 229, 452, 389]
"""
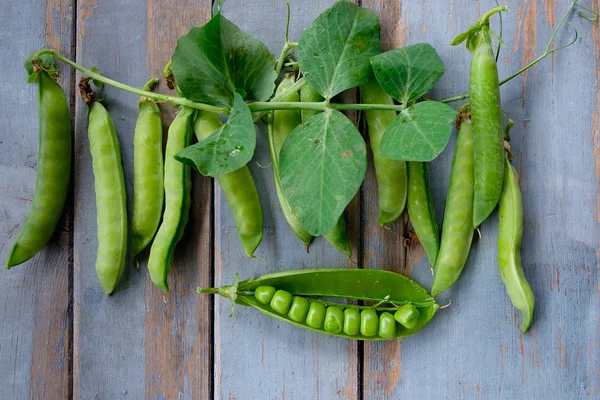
[73, 0, 213, 398]
[0, 1, 74, 399]
[143, 2, 213, 399]
[1, 0, 599, 398]
[212, 1, 360, 398]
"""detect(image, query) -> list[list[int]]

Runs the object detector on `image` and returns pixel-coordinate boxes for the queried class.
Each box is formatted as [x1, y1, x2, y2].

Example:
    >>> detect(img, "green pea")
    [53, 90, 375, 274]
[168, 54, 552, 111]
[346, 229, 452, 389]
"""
[431, 118, 474, 296]
[193, 111, 263, 258]
[6, 70, 72, 269]
[148, 106, 194, 293]
[287, 296, 310, 322]
[458, 14, 505, 227]
[498, 158, 535, 333]
[323, 216, 352, 257]
[305, 302, 326, 329]
[407, 161, 439, 266]
[270, 290, 293, 314]
[87, 101, 128, 295]
[360, 309, 379, 337]
[343, 308, 360, 336]
[131, 79, 163, 257]
[394, 304, 420, 329]
[323, 306, 344, 334]
[360, 79, 407, 226]
[378, 312, 397, 339]
[254, 286, 276, 305]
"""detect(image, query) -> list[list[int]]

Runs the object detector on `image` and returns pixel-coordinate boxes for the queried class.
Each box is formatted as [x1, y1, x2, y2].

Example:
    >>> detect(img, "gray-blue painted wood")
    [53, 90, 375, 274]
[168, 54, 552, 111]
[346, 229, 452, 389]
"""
[73, 1, 213, 399]
[0, 1, 73, 398]
[0, 0, 598, 399]
[362, 1, 599, 399]
[214, 1, 360, 399]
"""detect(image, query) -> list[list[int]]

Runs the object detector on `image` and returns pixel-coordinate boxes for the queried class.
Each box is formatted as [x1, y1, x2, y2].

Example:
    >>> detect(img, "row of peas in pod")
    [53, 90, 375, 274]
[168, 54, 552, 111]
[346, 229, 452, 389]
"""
[199, 269, 439, 340]
[255, 285, 420, 339]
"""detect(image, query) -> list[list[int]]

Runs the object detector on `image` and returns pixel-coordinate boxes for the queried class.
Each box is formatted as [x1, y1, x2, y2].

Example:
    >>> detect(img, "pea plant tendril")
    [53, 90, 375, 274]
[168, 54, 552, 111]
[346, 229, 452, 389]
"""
[32, 2, 594, 114]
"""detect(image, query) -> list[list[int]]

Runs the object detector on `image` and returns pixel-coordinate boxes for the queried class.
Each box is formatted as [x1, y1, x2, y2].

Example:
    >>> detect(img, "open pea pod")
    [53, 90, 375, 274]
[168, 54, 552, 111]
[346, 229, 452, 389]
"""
[199, 269, 439, 340]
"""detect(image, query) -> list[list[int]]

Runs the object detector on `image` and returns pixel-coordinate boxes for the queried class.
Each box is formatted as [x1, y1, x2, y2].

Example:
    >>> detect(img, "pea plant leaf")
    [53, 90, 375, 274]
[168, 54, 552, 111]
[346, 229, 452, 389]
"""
[171, 14, 276, 108]
[175, 92, 255, 176]
[213, 0, 226, 15]
[370, 43, 445, 104]
[297, 0, 380, 100]
[279, 109, 367, 236]
[381, 101, 457, 161]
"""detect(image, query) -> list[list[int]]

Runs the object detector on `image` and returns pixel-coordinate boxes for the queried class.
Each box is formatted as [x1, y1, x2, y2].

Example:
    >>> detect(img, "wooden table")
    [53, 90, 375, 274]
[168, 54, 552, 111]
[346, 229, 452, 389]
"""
[1, 0, 599, 398]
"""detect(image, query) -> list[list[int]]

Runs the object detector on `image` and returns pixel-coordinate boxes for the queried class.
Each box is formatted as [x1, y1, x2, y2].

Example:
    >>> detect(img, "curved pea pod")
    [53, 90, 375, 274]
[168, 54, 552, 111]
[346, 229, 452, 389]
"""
[147, 106, 194, 293]
[199, 269, 439, 340]
[406, 161, 439, 266]
[432, 118, 475, 296]
[194, 111, 263, 258]
[360, 79, 407, 226]
[300, 82, 352, 256]
[271, 77, 312, 246]
[323, 216, 352, 257]
[131, 85, 164, 257]
[6, 70, 72, 268]
[468, 25, 504, 227]
[87, 101, 128, 295]
[498, 158, 535, 333]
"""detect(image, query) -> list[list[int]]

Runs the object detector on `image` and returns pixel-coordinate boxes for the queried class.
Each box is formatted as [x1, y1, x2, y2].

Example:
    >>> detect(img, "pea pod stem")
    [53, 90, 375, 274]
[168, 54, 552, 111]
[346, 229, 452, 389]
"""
[35, 19, 589, 112]
[35, 49, 403, 114]
[273, 2, 298, 78]
[439, 1, 596, 104]
[37, 49, 228, 114]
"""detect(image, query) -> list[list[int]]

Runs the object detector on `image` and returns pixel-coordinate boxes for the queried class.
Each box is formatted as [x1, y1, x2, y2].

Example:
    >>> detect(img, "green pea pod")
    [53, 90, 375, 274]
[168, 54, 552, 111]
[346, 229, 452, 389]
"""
[360, 79, 407, 226]
[498, 158, 535, 333]
[194, 111, 263, 258]
[406, 161, 439, 266]
[301, 83, 352, 257]
[87, 101, 127, 295]
[131, 79, 164, 257]
[148, 107, 194, 293]
[465, 19, 505, 227]
[6, 70, 72, 268]
[198, 269, 439, 340]
[300, 81, 323, 121]
[432, 118, 475, 296]
[271, 77, 312, 246]
[323, 217, 352, 257]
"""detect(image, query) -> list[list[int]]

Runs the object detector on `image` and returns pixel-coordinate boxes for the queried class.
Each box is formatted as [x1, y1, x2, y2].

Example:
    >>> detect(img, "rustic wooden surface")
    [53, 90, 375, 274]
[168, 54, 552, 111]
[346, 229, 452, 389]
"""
[1, 0, 599, 399]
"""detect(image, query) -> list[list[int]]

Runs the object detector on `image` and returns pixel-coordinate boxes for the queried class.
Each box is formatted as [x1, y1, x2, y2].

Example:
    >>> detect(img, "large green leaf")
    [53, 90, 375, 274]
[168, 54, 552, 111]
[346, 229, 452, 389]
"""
[370, 43, 445, 104]
[297, 1, 380, 100]
[381, 101, 457, 162]
[171, 15, 276, 108]
[279, 109, 366, 236]
[175, 93, 255, 176]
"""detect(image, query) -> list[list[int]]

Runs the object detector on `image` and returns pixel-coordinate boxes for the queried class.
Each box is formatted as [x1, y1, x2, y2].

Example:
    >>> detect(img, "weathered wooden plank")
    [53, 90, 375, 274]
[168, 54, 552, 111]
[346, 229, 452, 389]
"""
[143, 2, 213, 399]
[213, 1, 359, 399]
[361, 0, 600, 398]
[73, 1, 213, 399]
[358, 2, 411, 397]
[0, 1, 74, 399]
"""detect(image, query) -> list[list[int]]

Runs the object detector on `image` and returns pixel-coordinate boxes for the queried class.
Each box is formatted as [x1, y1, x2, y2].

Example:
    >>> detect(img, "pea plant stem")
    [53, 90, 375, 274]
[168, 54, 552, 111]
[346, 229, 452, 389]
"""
[38, 49, 229, 114]
[273, 2, 298, 78]
[248, 101, 406, 112]
[498, 1, 595, 86]
[38, 49, 409, 115]
[437, 1, 596, 104]
[39, 0, 593, 116]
